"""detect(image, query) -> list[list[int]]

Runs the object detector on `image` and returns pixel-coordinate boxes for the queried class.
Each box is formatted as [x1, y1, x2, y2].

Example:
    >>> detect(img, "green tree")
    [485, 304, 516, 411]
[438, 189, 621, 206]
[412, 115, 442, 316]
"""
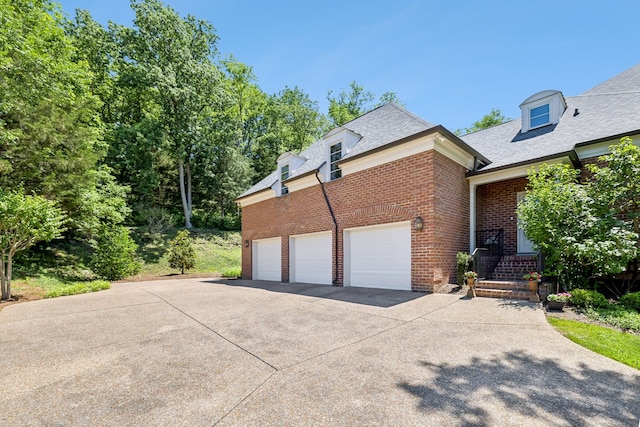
[587, 137, 640, 294]
[0, 191, 66, 300]
[327, 81, 375, 127]
[327, 82, 405, 127]
[114, 0, 226, 228]
[167, 230, 196, 274]
[456, 108, 508, 135]
[0, 0, 128, 237]
[517, 162, 637, 292]
[91, 225, 141, 281]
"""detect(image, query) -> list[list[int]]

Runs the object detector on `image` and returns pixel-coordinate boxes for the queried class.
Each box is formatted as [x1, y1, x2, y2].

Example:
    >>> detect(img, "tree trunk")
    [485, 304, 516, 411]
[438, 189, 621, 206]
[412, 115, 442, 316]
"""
[6, 250, 12, 300]
[0, 251, 6, 300]
[179, 160, 193, 229]
[186, 161, 192, 222]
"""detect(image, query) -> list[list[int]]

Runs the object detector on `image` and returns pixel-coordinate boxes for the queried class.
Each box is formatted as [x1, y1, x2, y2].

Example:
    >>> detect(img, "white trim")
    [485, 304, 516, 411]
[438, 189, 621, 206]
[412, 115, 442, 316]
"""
[286, 174, 318, 193]
[469, 183, 476, 253]
[468, 156, 571, 187]
[575, 135, 639, 160]
[236, 188, 276, 208]
[433, 134, 476, 170]
[341, 135, 434, 176]
[341, 132, 476, 177]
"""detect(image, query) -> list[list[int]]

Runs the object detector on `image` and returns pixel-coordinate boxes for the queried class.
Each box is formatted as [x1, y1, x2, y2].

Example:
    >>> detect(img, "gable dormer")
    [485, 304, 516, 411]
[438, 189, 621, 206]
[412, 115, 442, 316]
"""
[519, 90, 567, 133]
[320, 128, 361, 181]
[276, 152, 306, 196]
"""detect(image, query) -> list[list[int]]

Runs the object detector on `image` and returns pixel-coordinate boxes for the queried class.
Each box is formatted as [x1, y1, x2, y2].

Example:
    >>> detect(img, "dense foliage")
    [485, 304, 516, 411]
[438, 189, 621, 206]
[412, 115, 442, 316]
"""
[1, 0, 404, 286]
[518, 138, 640, 295]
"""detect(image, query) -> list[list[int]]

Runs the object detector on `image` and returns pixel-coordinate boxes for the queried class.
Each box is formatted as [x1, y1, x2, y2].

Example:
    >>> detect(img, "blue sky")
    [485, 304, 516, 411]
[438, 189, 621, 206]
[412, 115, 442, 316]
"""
[57, 0, 638, 131]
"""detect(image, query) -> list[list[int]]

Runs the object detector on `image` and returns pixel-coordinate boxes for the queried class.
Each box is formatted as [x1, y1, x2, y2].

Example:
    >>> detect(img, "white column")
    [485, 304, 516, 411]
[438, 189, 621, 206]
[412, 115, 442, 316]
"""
[469, 183, 476, 253]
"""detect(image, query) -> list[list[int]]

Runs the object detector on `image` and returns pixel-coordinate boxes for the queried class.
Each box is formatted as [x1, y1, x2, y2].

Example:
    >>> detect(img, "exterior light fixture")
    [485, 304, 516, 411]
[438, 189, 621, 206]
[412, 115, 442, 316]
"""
[414, 216, 424, 231]
[244, 239, 250, 247]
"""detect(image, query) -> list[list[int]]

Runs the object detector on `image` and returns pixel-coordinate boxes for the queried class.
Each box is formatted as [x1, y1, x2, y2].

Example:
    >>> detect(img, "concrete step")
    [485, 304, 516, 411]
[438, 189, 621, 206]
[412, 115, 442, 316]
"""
[474, 288, 532, 300]
[473, 279, 547, 301]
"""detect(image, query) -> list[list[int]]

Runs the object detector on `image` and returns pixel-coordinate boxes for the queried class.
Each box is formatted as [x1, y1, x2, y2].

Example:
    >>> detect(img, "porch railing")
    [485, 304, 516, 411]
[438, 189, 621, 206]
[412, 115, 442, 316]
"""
[473, 228, 504, 279]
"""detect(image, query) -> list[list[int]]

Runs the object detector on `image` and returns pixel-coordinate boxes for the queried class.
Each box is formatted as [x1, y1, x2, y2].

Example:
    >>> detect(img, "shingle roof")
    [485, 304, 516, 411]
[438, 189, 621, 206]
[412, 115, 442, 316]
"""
[238, 103, 437, 198]
[237, 65, 640, 199]
[462, 64, 640, 173]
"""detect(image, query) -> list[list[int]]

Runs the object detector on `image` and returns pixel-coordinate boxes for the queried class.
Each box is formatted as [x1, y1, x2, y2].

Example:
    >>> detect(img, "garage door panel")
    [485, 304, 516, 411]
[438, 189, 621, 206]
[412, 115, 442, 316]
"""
[346, 222, 411, 290]
[252, 238, 281, 281]
[290, 232, 331, 285]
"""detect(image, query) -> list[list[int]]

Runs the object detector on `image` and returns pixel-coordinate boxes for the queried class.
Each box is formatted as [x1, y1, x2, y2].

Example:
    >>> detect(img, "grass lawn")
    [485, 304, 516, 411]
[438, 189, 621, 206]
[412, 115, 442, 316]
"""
[548, 317, 640, 370]
[131, 227, 241, 277]
[2, 227, 242, 311]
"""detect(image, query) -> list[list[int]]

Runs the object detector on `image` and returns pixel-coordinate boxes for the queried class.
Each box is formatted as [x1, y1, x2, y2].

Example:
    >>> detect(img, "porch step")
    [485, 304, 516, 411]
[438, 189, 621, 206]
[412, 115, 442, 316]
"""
[474, 280, 546, 301]
[490, 255, 538, 281]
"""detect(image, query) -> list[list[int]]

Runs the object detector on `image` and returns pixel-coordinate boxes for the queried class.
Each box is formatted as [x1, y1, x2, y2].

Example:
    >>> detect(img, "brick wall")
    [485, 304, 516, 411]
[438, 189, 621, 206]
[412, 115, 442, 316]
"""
[476, 177, 528, 255]
[241, 148, 470, 292]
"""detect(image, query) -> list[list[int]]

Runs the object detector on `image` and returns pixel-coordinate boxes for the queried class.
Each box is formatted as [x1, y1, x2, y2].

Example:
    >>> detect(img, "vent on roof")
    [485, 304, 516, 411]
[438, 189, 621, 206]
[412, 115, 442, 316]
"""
[520, 90, 567, 133]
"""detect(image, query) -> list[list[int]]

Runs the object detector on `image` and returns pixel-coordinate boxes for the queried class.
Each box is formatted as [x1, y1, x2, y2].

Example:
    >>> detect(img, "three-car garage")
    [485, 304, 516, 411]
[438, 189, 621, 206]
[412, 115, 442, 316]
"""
[251, 221, 412, 291]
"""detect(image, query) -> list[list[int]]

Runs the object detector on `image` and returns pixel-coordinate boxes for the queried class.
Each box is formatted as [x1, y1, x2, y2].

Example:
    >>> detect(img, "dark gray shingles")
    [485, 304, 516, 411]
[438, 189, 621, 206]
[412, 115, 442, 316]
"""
[462, 65, 640, 172]
[238, 104, 436, 197]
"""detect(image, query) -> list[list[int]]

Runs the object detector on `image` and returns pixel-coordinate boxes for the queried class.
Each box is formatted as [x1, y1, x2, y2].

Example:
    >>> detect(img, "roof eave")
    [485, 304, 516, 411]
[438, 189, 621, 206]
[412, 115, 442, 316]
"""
[467, 150, 579, 177]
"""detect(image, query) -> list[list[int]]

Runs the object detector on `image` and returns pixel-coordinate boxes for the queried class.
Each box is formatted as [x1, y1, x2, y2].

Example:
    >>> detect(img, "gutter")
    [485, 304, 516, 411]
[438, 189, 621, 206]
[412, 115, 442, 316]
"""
[315, 164, 339, 285]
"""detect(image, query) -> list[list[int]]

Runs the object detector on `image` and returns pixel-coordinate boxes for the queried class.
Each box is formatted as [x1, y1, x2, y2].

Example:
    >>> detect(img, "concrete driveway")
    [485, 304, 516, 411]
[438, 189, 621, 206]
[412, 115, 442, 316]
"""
[1, 278, 638, 426]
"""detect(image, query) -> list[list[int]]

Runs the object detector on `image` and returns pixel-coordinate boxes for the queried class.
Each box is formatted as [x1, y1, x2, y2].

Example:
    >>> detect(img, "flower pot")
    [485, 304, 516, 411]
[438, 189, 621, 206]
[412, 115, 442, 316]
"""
[547, 300, 565, 311]
[528, 280, 538, 293]
[466, 277, 475, 289]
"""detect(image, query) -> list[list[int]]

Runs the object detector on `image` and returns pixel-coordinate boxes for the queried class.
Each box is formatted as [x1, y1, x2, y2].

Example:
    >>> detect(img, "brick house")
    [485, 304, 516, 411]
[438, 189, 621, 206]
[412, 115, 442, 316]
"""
[237, 64, 640, 293]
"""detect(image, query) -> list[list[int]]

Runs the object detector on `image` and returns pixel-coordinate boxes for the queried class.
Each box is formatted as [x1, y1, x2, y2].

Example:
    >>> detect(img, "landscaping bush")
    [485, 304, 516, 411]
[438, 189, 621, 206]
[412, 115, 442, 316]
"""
[221, 267, 241, 278]
[168, 229, 196, 274]
[618, 291, 640, 313]
[456, 252, 473, 285]
[91, 226, 141, 280]
[569, 288, 610, 309]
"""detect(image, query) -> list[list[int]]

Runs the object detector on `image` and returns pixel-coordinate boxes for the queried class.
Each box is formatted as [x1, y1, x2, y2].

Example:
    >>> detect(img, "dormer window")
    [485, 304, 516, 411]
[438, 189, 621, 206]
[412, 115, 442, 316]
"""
[520, 90, 566, 133]
[280, 164, 289, 195]
[330, 142, 342, 180]
[529, 103, 550, 128]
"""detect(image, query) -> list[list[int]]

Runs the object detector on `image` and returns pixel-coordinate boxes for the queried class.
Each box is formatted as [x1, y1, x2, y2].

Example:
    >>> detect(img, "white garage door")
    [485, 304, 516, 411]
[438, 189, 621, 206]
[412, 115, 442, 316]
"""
[290, 232, 332, 285]
[344, 222, 411, 290]
[252, 237, 282, 281]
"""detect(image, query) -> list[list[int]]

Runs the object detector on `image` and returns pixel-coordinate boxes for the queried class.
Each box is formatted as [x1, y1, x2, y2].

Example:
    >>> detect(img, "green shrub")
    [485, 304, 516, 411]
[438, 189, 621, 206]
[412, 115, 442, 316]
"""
[191, 210, 241, 230]
[618, 291, 640, 313]
[91, 226, 141, 280]
[221, 267, 241, 278]
[456, 252, 473, 285]
[45, 280, 110, 298]
[569, 288, 610, 309]
[168, 229, 196, 274]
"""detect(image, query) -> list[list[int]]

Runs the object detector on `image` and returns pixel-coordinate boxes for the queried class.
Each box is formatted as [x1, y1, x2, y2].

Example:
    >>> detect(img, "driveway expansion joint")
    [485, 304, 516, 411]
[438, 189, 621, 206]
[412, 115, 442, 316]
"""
[141, 288, 279, 372]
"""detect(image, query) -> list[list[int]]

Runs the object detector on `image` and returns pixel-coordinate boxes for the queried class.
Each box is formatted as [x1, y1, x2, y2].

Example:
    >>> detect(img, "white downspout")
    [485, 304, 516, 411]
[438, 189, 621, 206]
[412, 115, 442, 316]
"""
[469, 183, 476, 253]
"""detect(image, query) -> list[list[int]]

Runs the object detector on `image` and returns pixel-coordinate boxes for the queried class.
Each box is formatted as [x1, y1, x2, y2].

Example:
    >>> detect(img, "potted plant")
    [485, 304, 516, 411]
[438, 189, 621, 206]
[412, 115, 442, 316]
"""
[464, 271, 477, 298]
[547, 292, 572, 311]
[464, 271, 477, 288]
[523, 271, 542, 301]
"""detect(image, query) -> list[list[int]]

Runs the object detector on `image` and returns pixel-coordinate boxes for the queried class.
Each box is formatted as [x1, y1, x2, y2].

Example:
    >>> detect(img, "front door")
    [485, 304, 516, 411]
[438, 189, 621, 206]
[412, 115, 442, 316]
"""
[517, 192, 535, 253]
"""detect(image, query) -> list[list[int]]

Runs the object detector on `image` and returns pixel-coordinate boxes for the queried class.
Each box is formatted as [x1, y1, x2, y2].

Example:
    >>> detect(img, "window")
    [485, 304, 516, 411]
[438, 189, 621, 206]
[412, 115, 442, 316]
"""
[529, 103, 550, 129]
[330, 142, 342, 180]
[280, 164, 289, 195]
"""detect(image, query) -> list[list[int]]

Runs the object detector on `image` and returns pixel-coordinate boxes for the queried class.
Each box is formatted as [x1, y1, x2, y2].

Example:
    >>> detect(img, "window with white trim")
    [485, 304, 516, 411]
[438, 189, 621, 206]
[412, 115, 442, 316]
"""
[529, 103, 550, 129]
[330, 142, 342, 180]
[280, 164, 289, 195]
